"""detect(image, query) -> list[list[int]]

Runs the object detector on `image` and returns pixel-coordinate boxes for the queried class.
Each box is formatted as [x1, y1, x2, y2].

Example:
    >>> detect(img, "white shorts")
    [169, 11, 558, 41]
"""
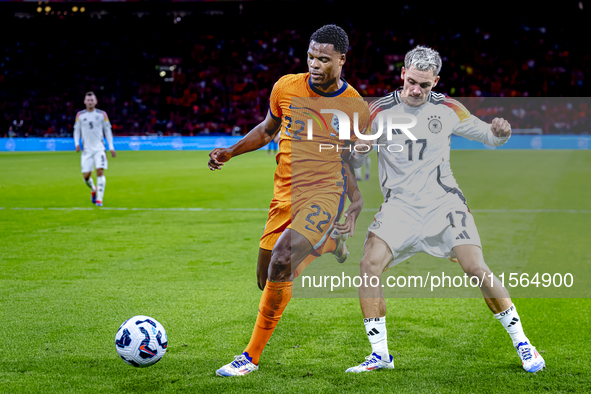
[367, 193, 482, 269]
[81, 150, 108, 173]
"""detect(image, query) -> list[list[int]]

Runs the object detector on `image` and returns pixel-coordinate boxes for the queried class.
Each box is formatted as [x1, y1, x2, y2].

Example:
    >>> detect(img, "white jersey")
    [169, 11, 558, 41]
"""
[354, 89, 509, 207]
[73, 109, 114, 153]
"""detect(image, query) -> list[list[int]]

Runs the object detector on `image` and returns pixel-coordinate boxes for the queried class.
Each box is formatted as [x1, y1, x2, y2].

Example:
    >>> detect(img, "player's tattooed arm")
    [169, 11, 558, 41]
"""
[335, 152, 363, 236]
[491, 117, 512, 138]
[208, 110, 281, 170]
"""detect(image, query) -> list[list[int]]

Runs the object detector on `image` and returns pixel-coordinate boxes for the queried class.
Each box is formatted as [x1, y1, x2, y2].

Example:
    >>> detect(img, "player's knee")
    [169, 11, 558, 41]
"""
[268, 251, 292, 281]
[462, 260, 488, 279]
[360, 256, 382, 276]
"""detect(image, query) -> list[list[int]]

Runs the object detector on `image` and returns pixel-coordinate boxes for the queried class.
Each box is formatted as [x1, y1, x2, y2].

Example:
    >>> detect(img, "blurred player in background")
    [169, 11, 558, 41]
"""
[354, 155, 371, 181]
[267, 132, 280, 156]
[73, 92, 116, 207]
[346, 46, 545, 374]
[208, 24, 368, 376]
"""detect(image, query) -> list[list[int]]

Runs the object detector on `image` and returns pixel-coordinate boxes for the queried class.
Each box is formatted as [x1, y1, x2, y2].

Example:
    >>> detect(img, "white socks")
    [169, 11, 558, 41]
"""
[84, 177, 96, 191]
[494, 304, 529, 347]
[364, 317, 389, 360]
[362, 307, 527, 360]
[96, 175, 106, 202]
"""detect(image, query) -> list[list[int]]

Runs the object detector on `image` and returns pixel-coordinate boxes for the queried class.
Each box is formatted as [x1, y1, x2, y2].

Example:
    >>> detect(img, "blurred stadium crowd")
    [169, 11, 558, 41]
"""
[1, 1, 589, 138]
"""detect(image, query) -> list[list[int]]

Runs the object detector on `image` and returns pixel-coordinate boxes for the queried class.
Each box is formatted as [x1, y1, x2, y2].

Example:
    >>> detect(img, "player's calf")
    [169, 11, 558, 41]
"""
[454, 245, 510, 300]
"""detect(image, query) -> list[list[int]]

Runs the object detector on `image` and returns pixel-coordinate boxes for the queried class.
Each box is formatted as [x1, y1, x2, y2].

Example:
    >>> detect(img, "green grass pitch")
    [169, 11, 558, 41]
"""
[0, 150, 590, 393]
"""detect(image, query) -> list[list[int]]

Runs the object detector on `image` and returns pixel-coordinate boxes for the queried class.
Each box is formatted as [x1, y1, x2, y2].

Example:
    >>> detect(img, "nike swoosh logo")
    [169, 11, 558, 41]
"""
[304, 225, 318, 233]
[139, 345, 155, 355]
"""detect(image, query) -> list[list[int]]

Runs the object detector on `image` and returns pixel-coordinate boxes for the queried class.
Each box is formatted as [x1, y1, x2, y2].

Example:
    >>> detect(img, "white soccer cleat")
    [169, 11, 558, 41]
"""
[345, 353, 394, 373]
[331, 230, 349, 264]
[516, 341, 545, 373]
[215, 354, 258, 377]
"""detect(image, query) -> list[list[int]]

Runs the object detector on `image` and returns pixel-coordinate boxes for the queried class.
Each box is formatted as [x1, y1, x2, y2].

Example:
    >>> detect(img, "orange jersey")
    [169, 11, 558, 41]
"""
[269, 73, 369, 201]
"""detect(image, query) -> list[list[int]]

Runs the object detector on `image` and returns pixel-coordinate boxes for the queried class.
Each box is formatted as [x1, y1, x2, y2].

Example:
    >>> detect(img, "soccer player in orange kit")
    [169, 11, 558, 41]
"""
[208, 24, 369, 376]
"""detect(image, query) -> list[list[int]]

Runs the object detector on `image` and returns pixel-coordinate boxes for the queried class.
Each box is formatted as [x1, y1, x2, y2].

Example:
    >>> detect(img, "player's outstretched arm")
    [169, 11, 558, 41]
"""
[208, 110, 281, 171]
[453, 114, 511, 147]
[334, 159, 364, 236]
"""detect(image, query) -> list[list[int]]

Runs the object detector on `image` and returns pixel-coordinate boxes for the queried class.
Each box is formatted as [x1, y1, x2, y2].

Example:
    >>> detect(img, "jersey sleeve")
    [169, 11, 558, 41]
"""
[269, 76, 288, 121]
[448, 99, 509, 147]
[73, 112, 81, 146]
[101, 111, 115, 150]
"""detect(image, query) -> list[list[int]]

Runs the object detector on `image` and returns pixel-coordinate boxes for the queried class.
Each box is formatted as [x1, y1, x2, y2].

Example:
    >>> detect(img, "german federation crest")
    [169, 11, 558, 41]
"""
[428, 115, 442, 134]
[369, 220, 381, 230]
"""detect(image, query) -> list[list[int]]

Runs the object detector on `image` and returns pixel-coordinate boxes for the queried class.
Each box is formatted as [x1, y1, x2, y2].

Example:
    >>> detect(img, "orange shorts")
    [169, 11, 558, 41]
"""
[259, 187, 345, 251]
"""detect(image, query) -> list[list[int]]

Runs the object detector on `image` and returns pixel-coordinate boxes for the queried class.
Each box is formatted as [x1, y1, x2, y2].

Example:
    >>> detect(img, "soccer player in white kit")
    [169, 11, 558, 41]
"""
[73, 92, 116, 207]
[346, 46, 545, 374]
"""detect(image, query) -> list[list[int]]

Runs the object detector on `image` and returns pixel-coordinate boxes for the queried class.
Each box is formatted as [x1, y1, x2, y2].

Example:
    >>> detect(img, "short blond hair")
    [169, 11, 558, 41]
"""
[404, 45, 442, 76]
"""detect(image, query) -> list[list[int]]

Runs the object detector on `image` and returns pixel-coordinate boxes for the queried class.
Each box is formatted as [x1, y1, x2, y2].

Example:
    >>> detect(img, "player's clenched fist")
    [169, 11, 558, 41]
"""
[491, 117, 511, 138]
[208, 148, 233, 170]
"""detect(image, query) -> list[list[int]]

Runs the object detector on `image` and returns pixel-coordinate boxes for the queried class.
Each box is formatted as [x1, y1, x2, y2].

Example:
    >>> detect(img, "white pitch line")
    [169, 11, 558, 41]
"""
[1, 207, 590, 213]
[48, 207, 95, 211]
[471, 209, 591, 213]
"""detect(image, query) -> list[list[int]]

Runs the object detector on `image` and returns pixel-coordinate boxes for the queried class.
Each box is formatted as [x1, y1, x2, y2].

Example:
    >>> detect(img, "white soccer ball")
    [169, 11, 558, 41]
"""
[115, 315, 168, 367]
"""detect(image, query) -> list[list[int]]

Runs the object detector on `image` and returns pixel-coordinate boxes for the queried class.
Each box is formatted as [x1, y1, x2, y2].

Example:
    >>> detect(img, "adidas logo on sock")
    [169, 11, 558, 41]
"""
[367, 328, 380, 336]
[507, 317, 519, 327]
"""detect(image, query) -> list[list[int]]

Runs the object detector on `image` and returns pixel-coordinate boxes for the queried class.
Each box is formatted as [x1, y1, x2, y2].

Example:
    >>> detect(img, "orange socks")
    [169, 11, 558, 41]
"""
[243, 238, 337, 364]
[243, 280, 293, 365]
